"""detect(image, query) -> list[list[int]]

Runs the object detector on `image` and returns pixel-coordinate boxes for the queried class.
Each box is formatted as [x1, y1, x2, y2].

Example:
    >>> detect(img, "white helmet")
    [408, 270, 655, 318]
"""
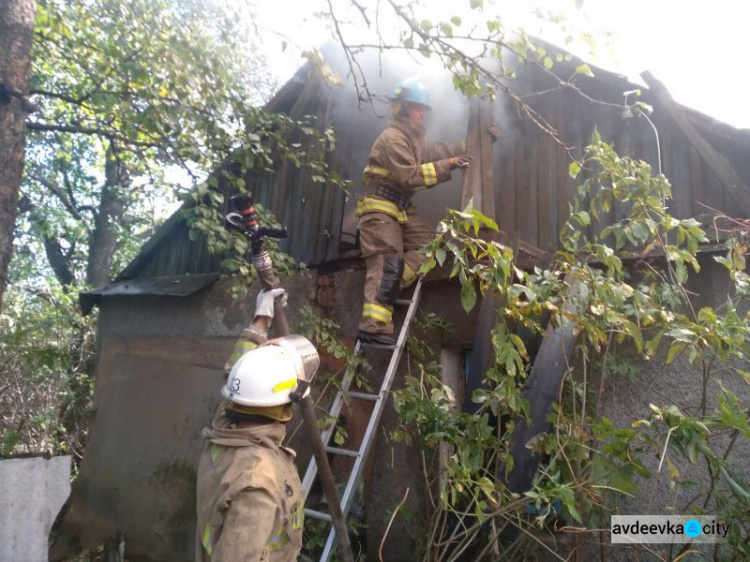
[222, 335, 320, 408]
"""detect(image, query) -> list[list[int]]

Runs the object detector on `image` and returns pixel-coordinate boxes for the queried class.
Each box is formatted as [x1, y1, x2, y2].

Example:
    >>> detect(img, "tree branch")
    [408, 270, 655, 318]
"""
[26, 121, 160, 148]
[17, 193, 76, 287]
[29, 88, 88, 105]
[27, 173, 90, 221]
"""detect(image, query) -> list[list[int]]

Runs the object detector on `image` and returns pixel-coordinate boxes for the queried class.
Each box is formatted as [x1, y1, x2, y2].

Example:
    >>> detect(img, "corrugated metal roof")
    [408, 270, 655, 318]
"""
[80, 273, 219, 314]
[113, 67, 349, 282]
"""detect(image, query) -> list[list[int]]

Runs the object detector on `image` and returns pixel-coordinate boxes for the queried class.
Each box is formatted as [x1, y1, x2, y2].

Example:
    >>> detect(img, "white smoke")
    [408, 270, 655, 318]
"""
[318, 41, 519, 235]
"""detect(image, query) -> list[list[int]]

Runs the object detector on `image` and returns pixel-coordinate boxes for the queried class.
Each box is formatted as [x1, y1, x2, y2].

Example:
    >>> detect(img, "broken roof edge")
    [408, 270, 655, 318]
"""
[526, 36, 750, 141]
[79, 273, 220, 316]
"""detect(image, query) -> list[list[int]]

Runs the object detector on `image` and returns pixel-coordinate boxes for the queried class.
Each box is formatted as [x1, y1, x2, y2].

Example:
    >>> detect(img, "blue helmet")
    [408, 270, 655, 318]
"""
[389, 77, 431, 109]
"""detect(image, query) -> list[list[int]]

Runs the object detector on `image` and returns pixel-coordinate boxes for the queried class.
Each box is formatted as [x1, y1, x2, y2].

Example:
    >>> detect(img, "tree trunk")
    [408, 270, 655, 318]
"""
[86, 143, 124, 288]
[0, 0, 37, 311]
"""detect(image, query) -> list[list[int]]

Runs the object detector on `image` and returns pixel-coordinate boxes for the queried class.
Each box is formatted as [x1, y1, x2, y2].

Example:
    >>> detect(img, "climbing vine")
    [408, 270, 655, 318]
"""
[390, 134, 750, 560]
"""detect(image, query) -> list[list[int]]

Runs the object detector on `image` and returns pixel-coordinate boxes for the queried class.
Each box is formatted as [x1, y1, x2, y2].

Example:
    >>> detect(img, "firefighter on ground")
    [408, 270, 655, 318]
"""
[356, 77, 499, 346]
[196, 288, 317, 562]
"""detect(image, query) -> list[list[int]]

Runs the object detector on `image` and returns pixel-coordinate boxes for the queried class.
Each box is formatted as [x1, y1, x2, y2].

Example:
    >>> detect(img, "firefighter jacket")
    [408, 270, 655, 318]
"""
[357, 114, 464, 223]
[196, 410, 304, 562]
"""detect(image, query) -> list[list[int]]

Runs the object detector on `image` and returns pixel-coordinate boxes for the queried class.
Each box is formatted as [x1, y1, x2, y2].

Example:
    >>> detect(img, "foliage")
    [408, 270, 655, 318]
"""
[22, 0, 280, 289]
[6, 0, 265, 460]
[23, 0, 352, 293]
[384, 135, 750, 560]
[181, 113, 350, 289]
[0, 283, 95, 465]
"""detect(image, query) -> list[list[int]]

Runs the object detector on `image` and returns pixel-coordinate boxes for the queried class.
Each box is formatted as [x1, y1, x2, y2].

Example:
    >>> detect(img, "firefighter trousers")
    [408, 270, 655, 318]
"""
[358, 211, 434, 334]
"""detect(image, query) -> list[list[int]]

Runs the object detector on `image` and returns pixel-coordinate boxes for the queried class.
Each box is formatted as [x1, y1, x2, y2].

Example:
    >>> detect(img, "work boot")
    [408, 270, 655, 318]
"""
[357, 330, 396, 346]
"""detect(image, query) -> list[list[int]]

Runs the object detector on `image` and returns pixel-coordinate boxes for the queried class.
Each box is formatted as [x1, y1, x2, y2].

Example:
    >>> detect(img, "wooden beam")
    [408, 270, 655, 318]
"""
[479, 101, 496, 221]
[461, 98, 496, 220]
[642, 71, 750, 216]
[460, 99, 481, 210]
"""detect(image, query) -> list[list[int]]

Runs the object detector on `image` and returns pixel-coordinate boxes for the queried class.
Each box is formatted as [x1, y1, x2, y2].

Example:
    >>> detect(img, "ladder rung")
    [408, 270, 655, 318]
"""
[325, 446, 360, 458]
[395, 298, 412, 306]
[359, 342, 396, 351]
[304, 508, 332, 523]
[303, 277, 424, 562]
[344, 390, 379, 401]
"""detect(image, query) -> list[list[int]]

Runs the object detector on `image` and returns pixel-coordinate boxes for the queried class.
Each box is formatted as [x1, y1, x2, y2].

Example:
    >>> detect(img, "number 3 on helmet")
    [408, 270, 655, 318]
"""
[222, 335, 320, 407]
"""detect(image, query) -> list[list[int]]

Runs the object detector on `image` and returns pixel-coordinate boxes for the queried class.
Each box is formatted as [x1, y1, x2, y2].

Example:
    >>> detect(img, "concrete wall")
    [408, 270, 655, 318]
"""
[52, 274, 320, 561]
[1, 456, 70, 562]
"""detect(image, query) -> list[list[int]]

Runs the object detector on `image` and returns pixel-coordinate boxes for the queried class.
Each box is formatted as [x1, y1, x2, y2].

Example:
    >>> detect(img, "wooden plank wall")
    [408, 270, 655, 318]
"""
[490, 76, 750, 255]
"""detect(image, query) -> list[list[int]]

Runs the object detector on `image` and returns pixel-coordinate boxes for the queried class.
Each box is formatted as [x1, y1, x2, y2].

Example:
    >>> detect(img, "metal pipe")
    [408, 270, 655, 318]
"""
[297, 394, 354, 562]
[272, 284, 354, 562]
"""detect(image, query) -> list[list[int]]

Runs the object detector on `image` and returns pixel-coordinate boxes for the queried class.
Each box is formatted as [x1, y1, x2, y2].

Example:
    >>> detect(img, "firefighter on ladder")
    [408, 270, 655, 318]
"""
[356, 77, 499, 346]
[196, 288, 316, 562]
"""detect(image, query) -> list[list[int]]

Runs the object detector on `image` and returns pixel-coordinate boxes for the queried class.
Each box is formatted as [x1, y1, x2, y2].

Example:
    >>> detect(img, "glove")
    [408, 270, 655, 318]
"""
[254, 287, 287, 327]
[448, 155, 472, 170]
[487, 123, 500, 143]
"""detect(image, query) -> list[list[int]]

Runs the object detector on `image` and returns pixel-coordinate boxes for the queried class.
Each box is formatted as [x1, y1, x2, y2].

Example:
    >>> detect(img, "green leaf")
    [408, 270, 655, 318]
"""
[460, 280, 477, 312]
[721, 467, 750, 499]
[2, 432, 22, 455]
[450, 16, 462, 26]
[469, 0, 483, 8]
[608, 467, 640, 495]
[736, 369, 750, 385]
[665, 343, 684, 364]
[666, 328, 696, 343]
[419, 257, 437, 275]
[569, 161, 581, 178]
[575, 63, 594, 78]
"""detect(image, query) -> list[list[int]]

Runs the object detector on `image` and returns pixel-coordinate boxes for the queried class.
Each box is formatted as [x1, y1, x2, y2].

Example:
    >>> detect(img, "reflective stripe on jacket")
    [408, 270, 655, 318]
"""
[358, 115, 463, 220]
[355, 196, 410, 223]
[363, 162, 438, 189]
[224, 324, 268, 373]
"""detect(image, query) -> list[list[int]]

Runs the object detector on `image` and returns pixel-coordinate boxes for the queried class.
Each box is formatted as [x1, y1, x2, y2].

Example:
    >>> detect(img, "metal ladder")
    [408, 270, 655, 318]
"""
[301, 277, 424, 562]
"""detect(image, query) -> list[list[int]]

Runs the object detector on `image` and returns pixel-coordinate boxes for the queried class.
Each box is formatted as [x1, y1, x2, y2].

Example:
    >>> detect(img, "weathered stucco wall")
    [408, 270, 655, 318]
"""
[53, 274, 321, 561]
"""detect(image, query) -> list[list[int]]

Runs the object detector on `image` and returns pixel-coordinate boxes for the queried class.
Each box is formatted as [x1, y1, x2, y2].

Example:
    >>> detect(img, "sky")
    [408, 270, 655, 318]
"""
[251, 0, 750, 129]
